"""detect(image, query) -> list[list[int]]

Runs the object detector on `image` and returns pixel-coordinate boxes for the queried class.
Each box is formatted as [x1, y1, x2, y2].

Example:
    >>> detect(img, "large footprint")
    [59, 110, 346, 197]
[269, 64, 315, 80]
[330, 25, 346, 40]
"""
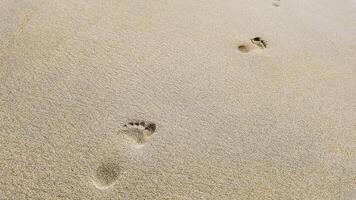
[120, 120, 156, 146]
[91, 121, 156, 190]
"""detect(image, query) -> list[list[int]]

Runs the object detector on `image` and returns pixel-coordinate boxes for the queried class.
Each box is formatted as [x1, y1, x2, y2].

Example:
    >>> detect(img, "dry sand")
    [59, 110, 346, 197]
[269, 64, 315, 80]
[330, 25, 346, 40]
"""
[1, 0, 356, 199]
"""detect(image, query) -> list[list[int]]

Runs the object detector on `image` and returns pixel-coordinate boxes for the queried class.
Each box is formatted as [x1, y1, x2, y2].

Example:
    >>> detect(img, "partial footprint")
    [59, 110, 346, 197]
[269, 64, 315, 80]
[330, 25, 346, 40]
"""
[92, 162, 121, 190]
[237, 44, 252, 53]
[250, 37, 267, 49]
[121, 120, 156, 146]
[238, 37, 268, 53]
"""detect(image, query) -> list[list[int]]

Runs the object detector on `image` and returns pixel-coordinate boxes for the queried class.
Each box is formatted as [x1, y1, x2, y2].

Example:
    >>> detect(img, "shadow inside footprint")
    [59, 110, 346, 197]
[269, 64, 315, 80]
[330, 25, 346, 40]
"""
[92, 162, 120, 190]
[121, 120, 156, 145]
[238, 45, 250, 53]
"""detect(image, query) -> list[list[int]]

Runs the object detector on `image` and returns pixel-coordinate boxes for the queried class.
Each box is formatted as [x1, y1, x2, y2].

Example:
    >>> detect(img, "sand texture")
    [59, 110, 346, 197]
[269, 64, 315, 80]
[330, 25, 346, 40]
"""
[1, 0, 356, 199]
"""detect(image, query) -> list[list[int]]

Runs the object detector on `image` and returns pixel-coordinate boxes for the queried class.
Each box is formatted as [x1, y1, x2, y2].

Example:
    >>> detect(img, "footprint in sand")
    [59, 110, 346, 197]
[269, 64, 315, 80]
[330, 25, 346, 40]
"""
[120, 120, 156, 146]
[238, 37, 268, 53]
[250, 37, 267, 49]
[92, 162, 121, 190]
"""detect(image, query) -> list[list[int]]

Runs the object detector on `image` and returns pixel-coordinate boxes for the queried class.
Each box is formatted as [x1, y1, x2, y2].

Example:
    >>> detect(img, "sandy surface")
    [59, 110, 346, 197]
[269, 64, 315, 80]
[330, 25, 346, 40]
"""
[1, 0, 356, 199]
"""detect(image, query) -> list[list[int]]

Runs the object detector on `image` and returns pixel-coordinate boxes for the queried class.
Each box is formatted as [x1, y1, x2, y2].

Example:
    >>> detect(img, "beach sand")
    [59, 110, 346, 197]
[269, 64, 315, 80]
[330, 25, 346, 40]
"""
[1, 0, 356, 199]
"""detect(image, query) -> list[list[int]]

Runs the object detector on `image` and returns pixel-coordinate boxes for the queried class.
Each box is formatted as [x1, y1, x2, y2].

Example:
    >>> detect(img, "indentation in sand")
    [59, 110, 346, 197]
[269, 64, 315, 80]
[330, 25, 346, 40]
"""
[121, 120, 156, 146]
[92, 162, 120, 190]
[238, 45, 251, 53]
[272, 0, 280, 7]
[251, 37, 267, 49]
[238, 37, 268, 53]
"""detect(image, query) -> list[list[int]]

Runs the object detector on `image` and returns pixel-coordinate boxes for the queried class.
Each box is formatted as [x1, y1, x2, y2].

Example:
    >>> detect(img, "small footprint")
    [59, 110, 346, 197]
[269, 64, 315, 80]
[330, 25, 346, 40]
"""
[238, 37, 268, 53]
[92, 162, 120, 190]
[121, 120, 156, 145]
[250, 37, 267, 49]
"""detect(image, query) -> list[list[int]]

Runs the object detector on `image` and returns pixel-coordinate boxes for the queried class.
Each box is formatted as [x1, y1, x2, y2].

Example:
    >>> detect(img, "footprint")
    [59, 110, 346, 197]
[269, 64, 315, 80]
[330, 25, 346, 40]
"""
[250, 37, 267, 49]
[92, 162, 121, 190]
[121, 120, 156, 146]
[238, 37, 268, 53]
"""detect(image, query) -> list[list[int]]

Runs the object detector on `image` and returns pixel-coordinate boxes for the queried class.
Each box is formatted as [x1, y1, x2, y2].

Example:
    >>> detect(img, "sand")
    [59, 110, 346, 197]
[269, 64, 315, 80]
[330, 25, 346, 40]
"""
[1, 0, 356, 199]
